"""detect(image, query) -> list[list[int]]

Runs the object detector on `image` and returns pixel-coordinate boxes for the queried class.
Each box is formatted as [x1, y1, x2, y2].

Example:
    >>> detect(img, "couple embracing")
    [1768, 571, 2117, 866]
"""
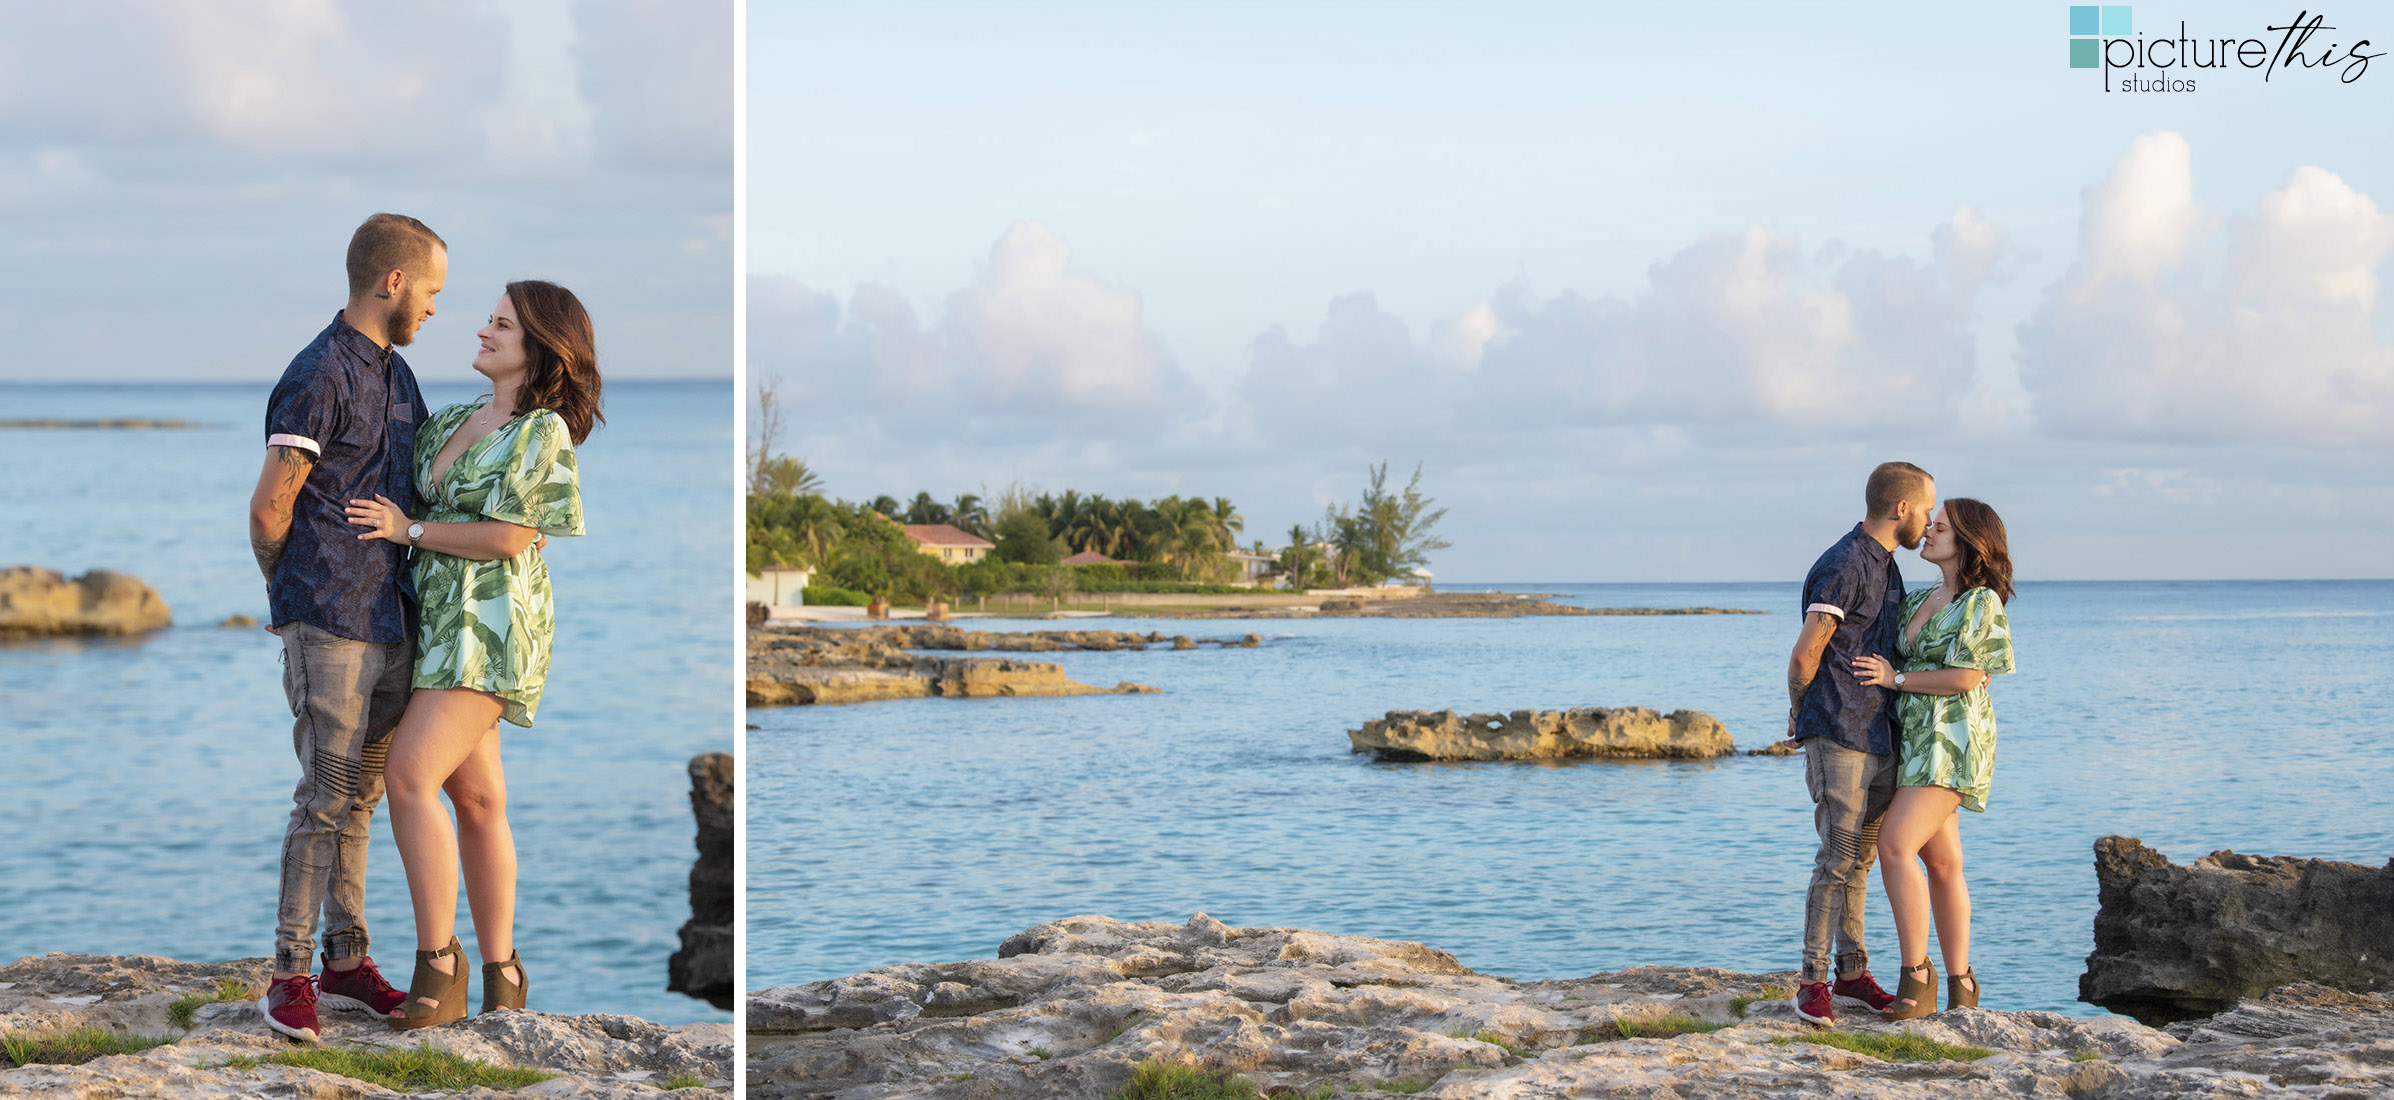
[244, 213, 601, 1039]
[1786, 462, 2016, 1026]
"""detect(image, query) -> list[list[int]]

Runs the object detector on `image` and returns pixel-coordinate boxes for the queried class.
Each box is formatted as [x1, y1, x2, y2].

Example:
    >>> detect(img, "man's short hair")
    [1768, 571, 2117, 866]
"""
[1865, 461, 1933, 518]
[345, 213, 446, 298]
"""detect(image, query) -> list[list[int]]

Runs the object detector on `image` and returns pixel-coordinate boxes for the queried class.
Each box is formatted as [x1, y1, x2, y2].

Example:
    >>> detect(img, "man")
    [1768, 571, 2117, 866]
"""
[1784, 461, 1934, 1026]
[246, 213, 444, 1041]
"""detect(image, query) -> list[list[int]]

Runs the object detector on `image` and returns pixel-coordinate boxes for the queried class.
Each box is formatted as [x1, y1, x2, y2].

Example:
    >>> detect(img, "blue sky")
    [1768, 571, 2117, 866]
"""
[0, 0, 730, 385]
[765, 0, 2393, 581]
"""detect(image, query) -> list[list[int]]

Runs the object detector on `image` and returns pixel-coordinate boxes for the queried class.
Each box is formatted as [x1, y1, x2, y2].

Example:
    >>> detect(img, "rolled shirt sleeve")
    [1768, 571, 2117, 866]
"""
[1802, 552, 1872, 622]
[265, 368, 343, 457]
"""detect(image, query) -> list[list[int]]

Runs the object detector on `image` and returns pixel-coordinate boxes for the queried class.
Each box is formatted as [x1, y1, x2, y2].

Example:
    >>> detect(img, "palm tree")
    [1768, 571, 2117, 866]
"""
[753, 456, 823, 498]
[1208, 497, 1243, 554]
[951, 493, 991, 538]
[903, 492, 951, 526]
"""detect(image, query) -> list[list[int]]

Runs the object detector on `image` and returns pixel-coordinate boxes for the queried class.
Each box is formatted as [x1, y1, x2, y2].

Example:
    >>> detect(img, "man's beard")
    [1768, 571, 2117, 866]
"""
[389, 292, 426, 346]
[1900, 515, 1928, 549]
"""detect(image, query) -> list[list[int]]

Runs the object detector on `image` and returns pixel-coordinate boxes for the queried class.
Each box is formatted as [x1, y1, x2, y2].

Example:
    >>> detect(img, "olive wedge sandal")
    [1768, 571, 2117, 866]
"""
[1878, 959, 1938, 1021]
[481, 951, 528, 1015]
[390, 936, 469, 1031]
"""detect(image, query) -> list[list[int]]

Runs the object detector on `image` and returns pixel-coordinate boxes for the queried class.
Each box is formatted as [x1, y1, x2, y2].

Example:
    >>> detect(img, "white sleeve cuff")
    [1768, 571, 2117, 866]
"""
[268, 433, 321, 456]
[1806, 602, 1845, 620]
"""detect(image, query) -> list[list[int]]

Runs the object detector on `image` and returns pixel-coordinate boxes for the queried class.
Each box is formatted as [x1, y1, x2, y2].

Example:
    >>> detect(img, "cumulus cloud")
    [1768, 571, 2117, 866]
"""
[2018, 130, 2394, 447]
[756, 221, 1201, 442]
[1232, 209, 2008, 453]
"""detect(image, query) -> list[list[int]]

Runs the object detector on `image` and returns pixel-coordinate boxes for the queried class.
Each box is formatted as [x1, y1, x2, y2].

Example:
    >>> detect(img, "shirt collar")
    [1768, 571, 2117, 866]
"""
[330, 311, 393, 367]
[1850, 523, 1893, 564]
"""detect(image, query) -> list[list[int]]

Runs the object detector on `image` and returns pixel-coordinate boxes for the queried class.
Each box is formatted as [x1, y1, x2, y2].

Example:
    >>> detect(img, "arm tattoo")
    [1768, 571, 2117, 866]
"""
[252, 529, 288, 581]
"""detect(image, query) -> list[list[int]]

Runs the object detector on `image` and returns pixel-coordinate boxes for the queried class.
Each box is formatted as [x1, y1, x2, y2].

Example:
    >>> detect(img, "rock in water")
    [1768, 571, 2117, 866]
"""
[0, 566, 171, 638]
[668, 752, 733, 1010]
[2081, 835, 2394, 1025]
[1348, 707, 1734, 761]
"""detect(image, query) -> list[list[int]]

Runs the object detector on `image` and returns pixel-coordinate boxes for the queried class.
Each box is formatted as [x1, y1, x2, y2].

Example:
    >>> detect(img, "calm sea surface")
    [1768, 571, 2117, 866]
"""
[751, 579, 2394, 1016]
[1, 381, 733, 1024]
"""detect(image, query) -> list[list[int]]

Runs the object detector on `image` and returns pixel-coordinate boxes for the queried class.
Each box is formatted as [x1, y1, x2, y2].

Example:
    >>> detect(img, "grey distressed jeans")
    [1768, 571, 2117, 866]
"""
[1801, 736, 1897, 984]
[275, 622, 412, 973]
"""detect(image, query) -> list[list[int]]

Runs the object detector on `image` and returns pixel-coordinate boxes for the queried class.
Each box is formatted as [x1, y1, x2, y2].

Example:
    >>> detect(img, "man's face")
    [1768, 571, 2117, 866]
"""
[387, 246, 448, 347]
[1896, 482, 1938, 549]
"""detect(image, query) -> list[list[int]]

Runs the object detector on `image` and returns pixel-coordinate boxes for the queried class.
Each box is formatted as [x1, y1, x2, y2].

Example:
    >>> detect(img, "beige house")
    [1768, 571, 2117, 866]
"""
[747, 566, 813, 608]
[902, 524, 995, 564]
[1228, 550, 1278, 587]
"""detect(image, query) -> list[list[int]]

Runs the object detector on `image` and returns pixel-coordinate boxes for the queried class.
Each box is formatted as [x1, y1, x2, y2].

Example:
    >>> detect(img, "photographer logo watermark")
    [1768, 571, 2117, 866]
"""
[2068, 6, 2381, 92]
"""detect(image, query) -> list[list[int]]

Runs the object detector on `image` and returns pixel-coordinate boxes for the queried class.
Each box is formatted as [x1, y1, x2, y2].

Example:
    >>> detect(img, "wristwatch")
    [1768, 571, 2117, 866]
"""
[1893, 671, 1907, 689]
[406, 521, 424, 546]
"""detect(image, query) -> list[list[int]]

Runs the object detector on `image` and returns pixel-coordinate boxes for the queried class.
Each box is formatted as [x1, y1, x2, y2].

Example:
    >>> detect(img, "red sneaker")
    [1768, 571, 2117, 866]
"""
[319, 954, 407, 1019]
[260, 974, 321, 1041]
[1834, 970, 1897, 1012]
[1791, 981, 1836, 1026]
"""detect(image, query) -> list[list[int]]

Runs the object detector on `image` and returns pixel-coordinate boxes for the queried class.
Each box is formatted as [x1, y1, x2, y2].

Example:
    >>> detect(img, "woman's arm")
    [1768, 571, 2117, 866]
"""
[345, 494, 538, 561]
[1851, 653, 1988, 695]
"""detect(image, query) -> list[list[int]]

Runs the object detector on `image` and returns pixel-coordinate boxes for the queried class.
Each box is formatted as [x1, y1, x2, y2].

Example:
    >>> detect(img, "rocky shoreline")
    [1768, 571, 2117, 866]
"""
[751, 913, 2394, 1099]
[747, 626, 1259, 706]
[0, 953, 731, 1097]
[1125, 592, 1763, 620]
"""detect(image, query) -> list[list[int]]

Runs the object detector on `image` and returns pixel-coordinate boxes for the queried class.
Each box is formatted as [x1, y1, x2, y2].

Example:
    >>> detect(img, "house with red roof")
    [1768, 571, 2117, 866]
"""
[902, 523, 995, 564]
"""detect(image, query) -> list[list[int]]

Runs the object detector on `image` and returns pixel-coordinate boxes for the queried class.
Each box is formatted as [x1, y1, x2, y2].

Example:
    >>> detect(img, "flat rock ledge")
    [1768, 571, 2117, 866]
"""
[0, 953, 731, 1098]
[0, 566, 171, 638]
[747, 628, 1193, 707]
[749, 914, 2394, 1099]
[2082, 835, 2394, 1026]
[1348, 708, 1734, 761]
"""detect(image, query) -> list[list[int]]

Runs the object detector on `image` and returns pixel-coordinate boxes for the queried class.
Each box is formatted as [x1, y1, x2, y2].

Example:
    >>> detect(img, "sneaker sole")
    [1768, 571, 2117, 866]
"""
[256, 998, 319, 1042]
[1788, 993, 1835, 1027]
[319, 991, 403, 1019]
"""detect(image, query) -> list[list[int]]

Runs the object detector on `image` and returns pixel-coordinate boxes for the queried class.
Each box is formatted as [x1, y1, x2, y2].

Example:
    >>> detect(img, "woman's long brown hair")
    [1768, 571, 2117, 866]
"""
[1942, 497, 2014, 604]
[505, 280, 603, 445]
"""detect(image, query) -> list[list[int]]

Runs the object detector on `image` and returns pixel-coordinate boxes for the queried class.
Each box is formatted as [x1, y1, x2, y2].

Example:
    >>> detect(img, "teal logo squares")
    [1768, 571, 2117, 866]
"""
[2070, 5, 2099, 34]
[2071, 37, 2101, 67]
[2101, 6, 2132, 34]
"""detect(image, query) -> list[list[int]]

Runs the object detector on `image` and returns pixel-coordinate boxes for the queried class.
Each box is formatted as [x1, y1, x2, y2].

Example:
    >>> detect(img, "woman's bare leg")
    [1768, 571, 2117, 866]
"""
[385, 688, 506, 1006]
[1876, 785, 1962, 1009]
[445, 722, 520, 986]
[1921, 809, 1972, 981]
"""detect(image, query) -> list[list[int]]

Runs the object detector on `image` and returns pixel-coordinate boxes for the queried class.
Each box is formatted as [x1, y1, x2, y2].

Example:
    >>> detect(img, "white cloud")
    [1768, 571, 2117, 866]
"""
[572, 0, 731, 171]
[2018, 131, 2394, 447]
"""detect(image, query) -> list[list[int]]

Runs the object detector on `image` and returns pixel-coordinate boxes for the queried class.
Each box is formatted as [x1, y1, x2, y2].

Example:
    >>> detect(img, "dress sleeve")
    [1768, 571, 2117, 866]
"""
[1942, 588, 2015, 675]
[481, 411, 585, 536]
[265, 369, 342, 458]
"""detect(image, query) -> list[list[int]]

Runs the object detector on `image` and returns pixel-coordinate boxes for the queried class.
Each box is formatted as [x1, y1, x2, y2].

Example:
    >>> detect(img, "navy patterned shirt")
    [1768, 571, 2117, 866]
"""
[1792, 523, 1905, 755]
[263, 314, 429, 644]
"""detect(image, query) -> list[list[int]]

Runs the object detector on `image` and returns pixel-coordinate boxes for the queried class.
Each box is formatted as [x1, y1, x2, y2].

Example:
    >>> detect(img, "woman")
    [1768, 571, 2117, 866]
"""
[1851, 498, 2014, 1020]
[345, 280, 600, 1029]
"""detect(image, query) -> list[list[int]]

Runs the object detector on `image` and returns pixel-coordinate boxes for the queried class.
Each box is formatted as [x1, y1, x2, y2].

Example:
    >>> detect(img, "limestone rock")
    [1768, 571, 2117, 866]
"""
[2080, 835, 2394, 1025]
[0, 566, 171, 638]
[746, 626, 1208, 707]
[753, 914, 2394, 1100]
[0, 953, 731, 1097]
[668, 753, 734, 1010]
[1348, 707, 1734, 762]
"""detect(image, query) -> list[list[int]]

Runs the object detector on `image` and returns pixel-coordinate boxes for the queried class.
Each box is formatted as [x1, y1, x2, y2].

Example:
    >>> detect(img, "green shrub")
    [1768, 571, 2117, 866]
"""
[800, 583, 869, 606]
[1109, 1060, 1266, 1100]
[243, 1046, 553, 1090]
[0, 1028, 176, 1067]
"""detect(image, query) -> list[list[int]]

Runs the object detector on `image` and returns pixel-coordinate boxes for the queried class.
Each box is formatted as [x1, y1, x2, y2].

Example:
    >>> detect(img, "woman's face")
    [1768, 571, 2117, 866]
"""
[472, 292, 529, 382]
[1919, 507, 1958, 565]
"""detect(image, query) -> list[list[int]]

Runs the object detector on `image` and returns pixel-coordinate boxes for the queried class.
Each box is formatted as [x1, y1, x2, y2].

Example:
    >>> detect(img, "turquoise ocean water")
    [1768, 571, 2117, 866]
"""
[751, 579, 2393, 1016]
[1, 381, 732, 1024]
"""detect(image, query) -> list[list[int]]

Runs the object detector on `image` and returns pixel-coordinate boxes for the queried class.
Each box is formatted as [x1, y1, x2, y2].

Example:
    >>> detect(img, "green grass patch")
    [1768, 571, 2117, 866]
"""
[1110, 1060, 1267, 1100]
[1773, 1031, 1996, 1063]
[1610, 1012, 1727, 1041]
[169, 978, 258, 1030]
[245, 1045, 554, 1091]
[658, 1073, 711, 1089]
[2070, 1050, 2105, 1062]
[1381, 1076, 1433, 1094]
[1029, 1046, 1054, 1060]
[1455, 1029, 1522, 1056]
[0, 1028, 177, 1067]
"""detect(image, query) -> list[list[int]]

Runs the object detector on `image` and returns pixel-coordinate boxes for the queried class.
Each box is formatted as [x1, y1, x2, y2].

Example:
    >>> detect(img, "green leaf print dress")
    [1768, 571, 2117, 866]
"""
[410, 401, 585, 727]
[1893, 586, 2014, 812]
